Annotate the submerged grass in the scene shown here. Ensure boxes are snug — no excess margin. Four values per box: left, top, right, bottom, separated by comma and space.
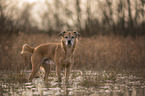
0, 72, 28, 83
79, 70, 145, 88
79, 71, 118, 88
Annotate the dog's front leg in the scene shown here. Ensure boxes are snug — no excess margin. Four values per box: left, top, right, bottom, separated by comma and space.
56, 65, 61, 82
65, 64, 71, 83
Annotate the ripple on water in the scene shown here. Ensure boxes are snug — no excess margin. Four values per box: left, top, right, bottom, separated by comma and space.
43, 91, 53, 95
25, 85, 33, 89
48, 87, 61, 91
22, 90, 33, 96
31, 88, 37, 91
32, 91, 40, 95
25, 82, 32, 85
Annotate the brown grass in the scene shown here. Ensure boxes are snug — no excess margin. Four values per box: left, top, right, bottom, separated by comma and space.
75, 35, 145, 71
0, 33, 145, 72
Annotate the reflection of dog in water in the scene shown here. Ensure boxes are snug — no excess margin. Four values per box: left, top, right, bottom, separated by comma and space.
21, 31, 80, 82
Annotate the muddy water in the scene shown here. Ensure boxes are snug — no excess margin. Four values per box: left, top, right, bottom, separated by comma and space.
0, 70, 145, 96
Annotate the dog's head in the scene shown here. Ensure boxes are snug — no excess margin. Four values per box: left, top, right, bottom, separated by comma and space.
59, 30, 80, 47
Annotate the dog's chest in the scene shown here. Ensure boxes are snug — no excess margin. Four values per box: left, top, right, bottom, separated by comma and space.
60, 57, 72, 68
61, 57, 73, 65
62, 56, 72, 64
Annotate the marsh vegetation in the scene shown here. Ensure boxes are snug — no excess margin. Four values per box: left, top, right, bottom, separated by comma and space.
0, 70, 145, 96
0, 34, 145, 95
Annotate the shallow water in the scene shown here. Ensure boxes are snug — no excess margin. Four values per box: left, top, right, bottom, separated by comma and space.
0, 70, 145, 96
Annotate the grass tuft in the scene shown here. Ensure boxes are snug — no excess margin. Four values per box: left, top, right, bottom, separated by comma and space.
79, 71, 118, 88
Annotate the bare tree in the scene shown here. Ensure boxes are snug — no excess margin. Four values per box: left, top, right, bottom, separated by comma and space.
75, 0, 81, 30
127, 0, 134, 28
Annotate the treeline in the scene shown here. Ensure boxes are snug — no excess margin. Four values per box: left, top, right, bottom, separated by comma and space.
0, 0, 40, 36
0, 0, 145, 37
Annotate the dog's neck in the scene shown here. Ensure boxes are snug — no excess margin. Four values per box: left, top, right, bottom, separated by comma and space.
61, 41, 76, 57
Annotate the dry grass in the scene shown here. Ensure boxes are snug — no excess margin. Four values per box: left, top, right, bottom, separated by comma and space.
0, 33, 145, 72
75, 36, 145, 71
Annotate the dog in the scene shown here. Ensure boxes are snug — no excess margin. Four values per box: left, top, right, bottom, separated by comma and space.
21, 31, 80, 82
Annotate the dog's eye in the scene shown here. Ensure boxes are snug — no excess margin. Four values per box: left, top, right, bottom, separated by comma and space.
72, 36, 74, 38
65, 36, 68, 38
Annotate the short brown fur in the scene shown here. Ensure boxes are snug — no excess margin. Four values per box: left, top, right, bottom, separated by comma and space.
21, 31, 80, 82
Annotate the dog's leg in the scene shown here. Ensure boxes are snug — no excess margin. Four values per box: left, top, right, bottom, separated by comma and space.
29, 66, 41, 82
42, 63, 51, 81
65, 65, 71, 83
56, 65, 61, 82
29, 55, 42, 82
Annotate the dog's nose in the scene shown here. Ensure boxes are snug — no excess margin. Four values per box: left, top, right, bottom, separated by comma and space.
68, 40, 71, 44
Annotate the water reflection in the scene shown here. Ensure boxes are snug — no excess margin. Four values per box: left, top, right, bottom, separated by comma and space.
0, 70, 145, 96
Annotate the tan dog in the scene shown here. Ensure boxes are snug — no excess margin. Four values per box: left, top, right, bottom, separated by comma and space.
21, 31, 80, 82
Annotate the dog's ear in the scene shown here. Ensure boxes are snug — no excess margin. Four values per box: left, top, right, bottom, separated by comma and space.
73, 31, 80, 37
59, 31, 66, 37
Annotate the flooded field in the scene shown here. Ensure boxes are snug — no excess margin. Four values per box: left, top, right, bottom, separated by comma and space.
0, 70, 145, 96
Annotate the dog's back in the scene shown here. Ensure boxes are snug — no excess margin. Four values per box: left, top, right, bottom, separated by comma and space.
33, 43, 59, 59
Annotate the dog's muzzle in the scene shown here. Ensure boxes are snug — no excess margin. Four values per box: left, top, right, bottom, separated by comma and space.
68, 40, 71, 44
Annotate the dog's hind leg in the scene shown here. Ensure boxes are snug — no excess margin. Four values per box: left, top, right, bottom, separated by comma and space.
29, 55, 42, 82
42, 59, 51, 81
56, 65, 62, 82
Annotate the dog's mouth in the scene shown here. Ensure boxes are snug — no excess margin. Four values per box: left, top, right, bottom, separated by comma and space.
67, 43, 72, 47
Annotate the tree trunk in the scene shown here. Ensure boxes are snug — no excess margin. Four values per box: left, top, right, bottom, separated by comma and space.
127, 0, 133, 28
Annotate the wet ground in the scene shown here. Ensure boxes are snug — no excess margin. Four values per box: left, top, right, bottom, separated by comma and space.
0, 70, 145, 96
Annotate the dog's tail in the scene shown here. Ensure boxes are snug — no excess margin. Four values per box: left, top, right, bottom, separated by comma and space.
21, 44, 34, 54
